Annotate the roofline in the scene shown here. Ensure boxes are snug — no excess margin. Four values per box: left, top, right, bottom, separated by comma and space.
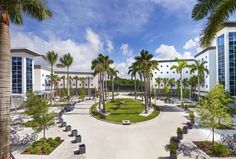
223, 22, 236, 27
34, 65, 51, 71
194, 46, 216, 58
54, 71, 94, 75
157, 59, 194, 63
11, 48, 41, 57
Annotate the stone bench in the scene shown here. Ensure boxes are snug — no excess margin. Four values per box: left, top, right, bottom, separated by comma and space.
74, 144, 86, 155
122, 120, 131, 125
65, 125, 71, 132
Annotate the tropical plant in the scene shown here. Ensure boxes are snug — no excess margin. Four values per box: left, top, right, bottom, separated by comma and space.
168, 78, 175, 97
79, 77, 86, 89
73, 76, 79, 96
192, 0, 236, 47
188, 75, 198, 101
171, 58, 188, 105
182, 78, 189, 90
134, 50, 158, 113
197, 84, 232, 146
189, 60, 209, 102
57, 53, 73, 99
155, 77, 162, 99
0, 1, 51, 157
91, 54, 113, 113
51, 75, 60, 96
162, 78, 169, 87
128, 64, 139, 99
108, 67, 119, 101
43, 51, 58, 104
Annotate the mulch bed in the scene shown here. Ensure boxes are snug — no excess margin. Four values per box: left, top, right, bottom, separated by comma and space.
193, 141, 236, 157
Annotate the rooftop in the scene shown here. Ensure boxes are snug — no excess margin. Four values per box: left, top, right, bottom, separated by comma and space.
194, 46, 216, 58
54, 71, 94, 75
157, 59, 194, 63
11, 48, 41, 57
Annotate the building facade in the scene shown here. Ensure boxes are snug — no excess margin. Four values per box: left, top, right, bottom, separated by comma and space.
194, 47, 217, 92
216, 22, 236, 96
33, 65, 51, 92
11, 48, 40, 96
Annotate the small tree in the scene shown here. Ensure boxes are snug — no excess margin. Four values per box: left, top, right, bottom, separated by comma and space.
197, 83, 232, 146
80, 88, 85, 99
25, 93, 55, 143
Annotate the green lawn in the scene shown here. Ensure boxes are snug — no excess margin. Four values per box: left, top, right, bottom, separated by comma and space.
91, 98, 160, 124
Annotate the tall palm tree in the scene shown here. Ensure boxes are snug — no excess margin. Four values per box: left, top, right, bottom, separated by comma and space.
73, 76, 79, 96
168, 78, 175, 97
188, 75, 198, 101
189, 60, 209, 102
91, 54, 113, 113
171, 58, 188, 105
60, 76, 66, 89
108, 67, 119, 101
0, 1, 51, 158
162, 78, 169, 87
155, 77, 162, 99
57, 53, 73, 98
128, 64, 139, 99
79, 77, 86, 89
87, 76, 91, 97
51, 74, 60, 96
134, 50, 158, 113
43, 51, 58, 104
192, 0, 236, 47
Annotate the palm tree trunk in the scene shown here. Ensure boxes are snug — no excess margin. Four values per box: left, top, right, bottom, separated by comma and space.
88, 77, 91, 97
198, 75, 200, 103
67, 68, 70, 98
75, 80, 78, 96
148, 77, 151, 108
50, 65, 53, 105
98, 73, 101, 109
134, 76, 137, 99
180, 72, 183, 105
0, 17, 11, 159
140, 77, 144, 101
144, 75, 148, 113
105, 75, 107, 101
102, 72, 106, 113
112, 78, 114, 101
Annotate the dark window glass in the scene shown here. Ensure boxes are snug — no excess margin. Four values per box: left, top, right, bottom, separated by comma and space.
26, 58, 33, 92
218, 34, 225, 87
229, 32, 236, 96
12, 57, 22, 93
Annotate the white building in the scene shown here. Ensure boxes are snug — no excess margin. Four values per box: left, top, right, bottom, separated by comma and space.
11, 48, 40, 96
152, 59, 195, 90
194, 46, 217, 92
33, 65, 51, 92
216, 22, 236, 97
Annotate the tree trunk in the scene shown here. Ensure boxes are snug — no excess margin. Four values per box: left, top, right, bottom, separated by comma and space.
198, 75, 200, 103
101, 72, 106, 113
212, 127, 215, 146
180, 71, 183, 105
67, 67, 70, 100
0, 14, 11, 159
112, 78, 114, 101
76, 80, 78, 96
88, 77, 91, 97
144, 75, 148, 113
50, 65, 53, 105
148, 77, 151, 108
134, 76, 137, 99
98, 73, 101, 109
158, 84, 161, 99
140, 77, 144, 101
43, 127, 46, 145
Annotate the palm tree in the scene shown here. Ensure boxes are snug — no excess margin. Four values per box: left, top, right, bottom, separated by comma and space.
168, 78, 175, 97
60, 76, 66, 89
134, 50, 158, 113
57, 53, 73, 99
189, 60, 209, 102
73, 76, 79, 96
79, 77, 86, 89
128, 64, 139, 99
192, 0, 236, 47
171, 58, 188, 105
188, 75, 198, 101
91, 54, 113, 113
155, 77, 162, 99
87, 76, 91, 97
0, 1, 51, 158
108, 67, 119, 101
51, 74, 60, 96
162, 78, 169, 87
43, 51, 58, 104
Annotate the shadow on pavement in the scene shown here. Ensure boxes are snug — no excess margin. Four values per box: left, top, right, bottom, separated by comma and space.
159, 105, 183, 112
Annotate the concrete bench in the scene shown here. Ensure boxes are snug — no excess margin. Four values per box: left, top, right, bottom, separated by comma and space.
122, 120, 131, 125
65, 125, 71, 132
74, 144, 86, 155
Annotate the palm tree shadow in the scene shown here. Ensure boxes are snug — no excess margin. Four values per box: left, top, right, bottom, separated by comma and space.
159, 105, 183, 112
178, 143, 208, 159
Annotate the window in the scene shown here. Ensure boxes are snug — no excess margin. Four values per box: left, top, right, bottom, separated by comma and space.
186, 71, 188, 74
160, 65, 162, 67
218, 34, 225, 87
167, 72, 169, 74
42, 74, 44, 77
206, 75, 208, 78
161, 72, 163, 74
26, 58, 33, 92
42, 84, 45, 86
91, 84, 93, 86
161, 84, 163, 87
205, 56, 207, 59
155, 85, 157, 87
206, 85, 208, 88
166, 65, 169, 67
173, 71, 175, 74
229, 32, 236, 96
12, 57, 22, 93
155, 72, 157, 74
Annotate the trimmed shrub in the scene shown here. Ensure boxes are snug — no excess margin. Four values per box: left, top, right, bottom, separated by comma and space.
55, 136, 61, 142
212, 143, 231, 157
43, 144, 52, 154
32, 146, 41, 154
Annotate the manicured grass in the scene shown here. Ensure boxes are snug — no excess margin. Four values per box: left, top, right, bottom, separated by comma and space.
22, 137, 63, 155
91, 98, 160, 124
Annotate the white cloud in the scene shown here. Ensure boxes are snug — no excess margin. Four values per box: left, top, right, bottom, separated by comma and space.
114, 57, 135, 79
11, 28, 104, 72
155, 44, 193, 60
106, 40, 114, 53
183, 39, 196, 50
120, 43, 133, 57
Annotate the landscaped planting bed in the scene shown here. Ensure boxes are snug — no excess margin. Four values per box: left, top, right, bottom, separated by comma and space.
193, 141, 236, 157
22, 137, 63, 155
91, 98, 160, 124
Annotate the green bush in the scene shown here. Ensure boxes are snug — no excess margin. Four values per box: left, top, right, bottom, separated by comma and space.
189, 111, 195, 121
49, 140, 58, 147
23, 120, 39, 128
43, 144, 52, 154
165, 141, 177, 153
177, 127, 183, 134
212, 143, 230, 157
55, 136, 61, 142
32, 146, 41, 154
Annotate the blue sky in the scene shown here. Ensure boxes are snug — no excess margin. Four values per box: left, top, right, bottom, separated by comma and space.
11, 0, 208, 77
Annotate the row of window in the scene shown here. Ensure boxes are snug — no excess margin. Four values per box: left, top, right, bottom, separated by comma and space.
60, 84, 94, 87
154, 71, 189, 74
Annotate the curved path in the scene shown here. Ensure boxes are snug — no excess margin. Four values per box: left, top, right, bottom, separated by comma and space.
62, 95, 188, 159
